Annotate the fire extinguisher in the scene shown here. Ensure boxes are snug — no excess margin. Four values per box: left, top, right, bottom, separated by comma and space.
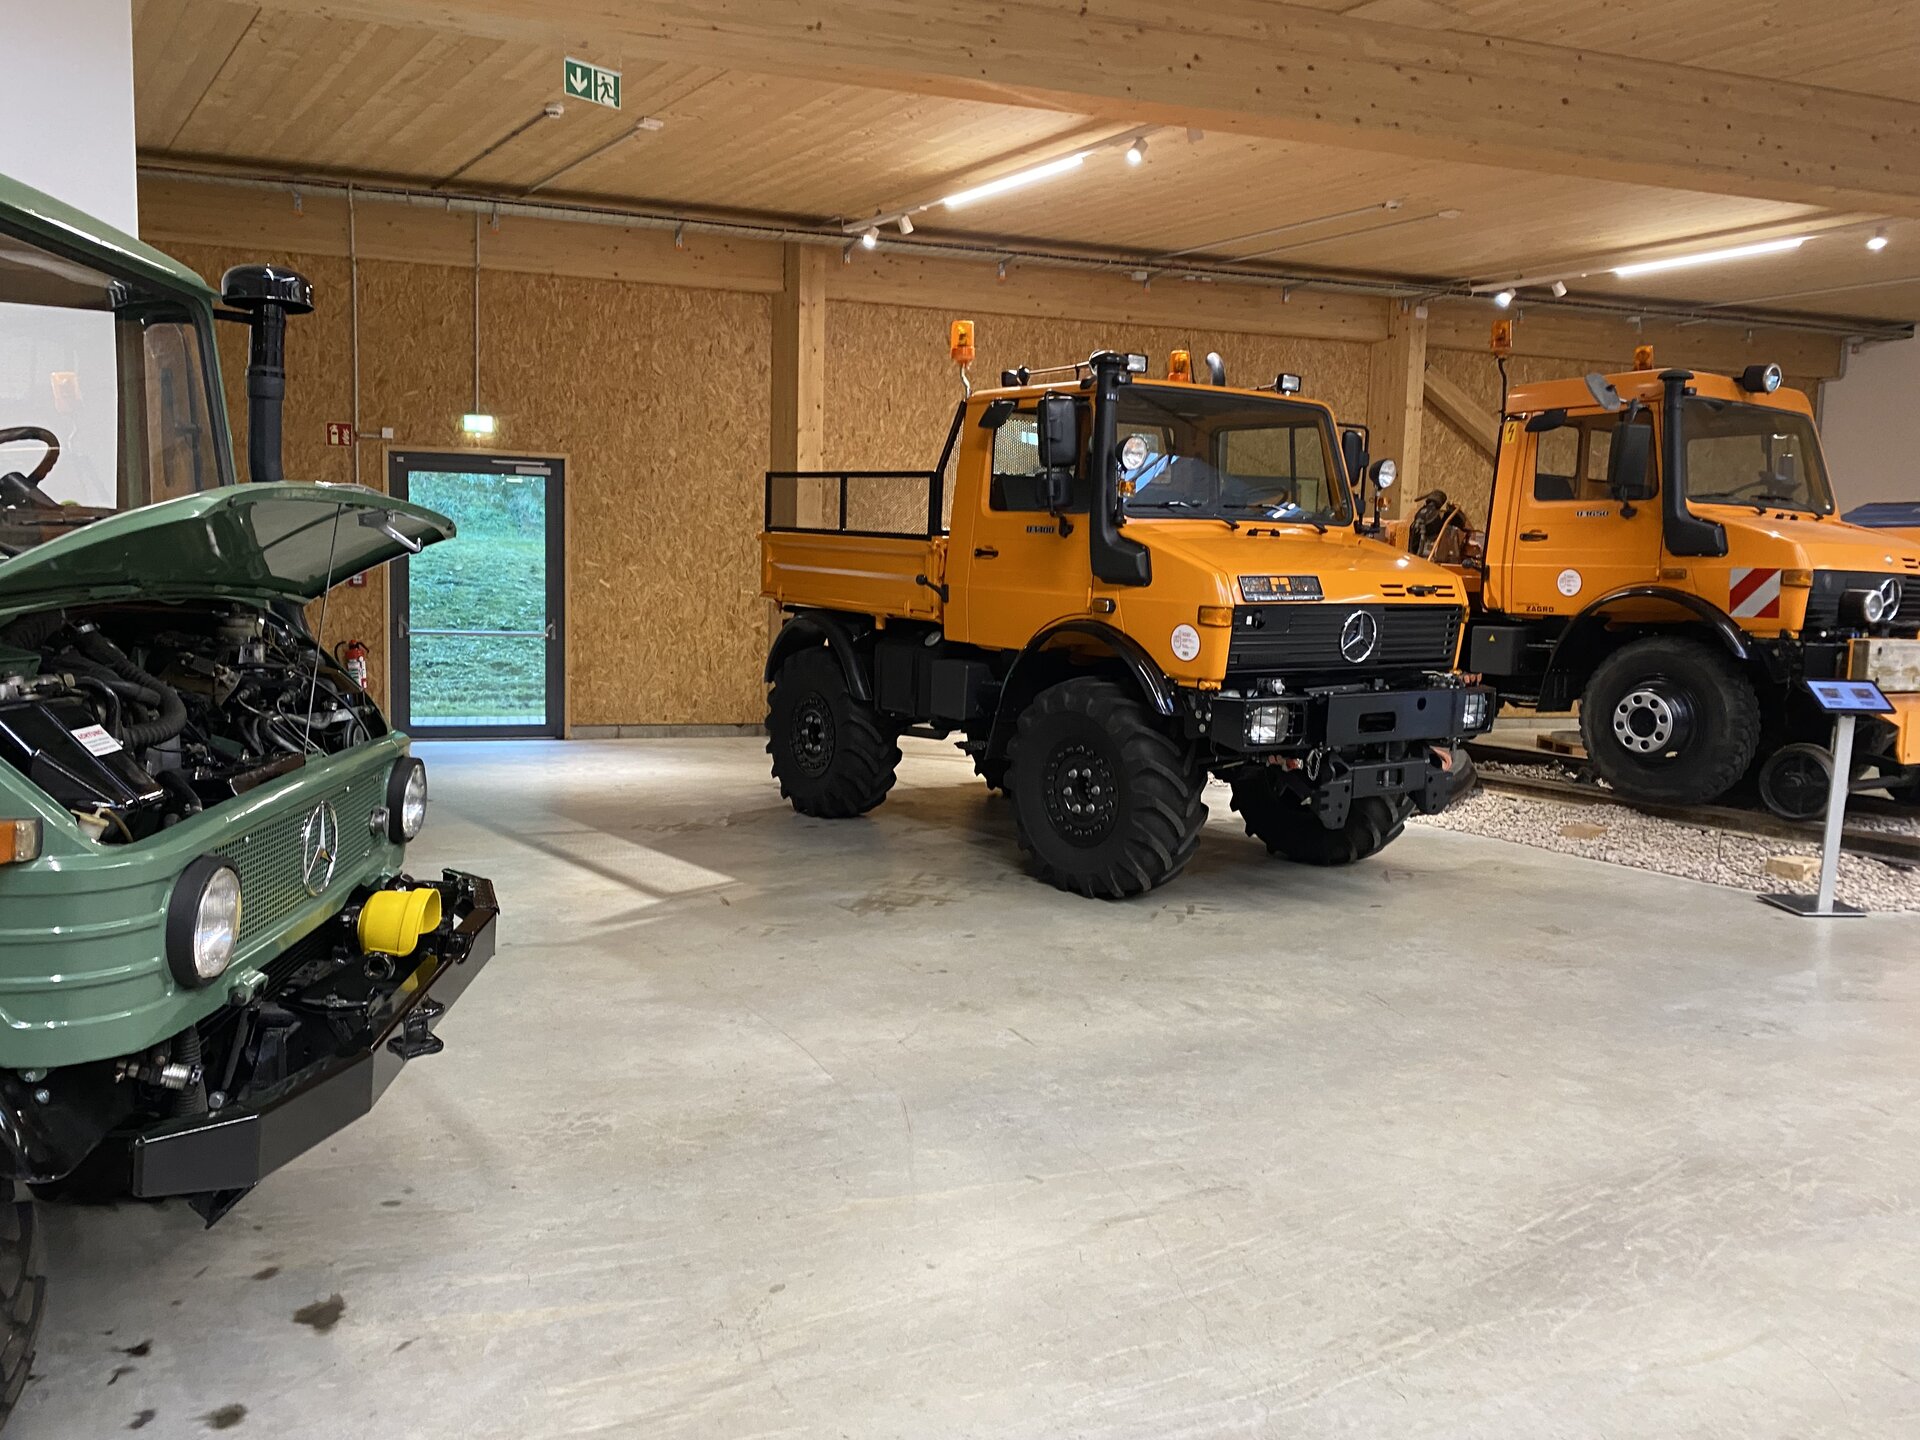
335, 639, 370, 690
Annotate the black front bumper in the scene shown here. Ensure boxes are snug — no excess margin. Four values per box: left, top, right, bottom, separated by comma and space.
1207, 682, 1494, 754
128, 869, 498, 1209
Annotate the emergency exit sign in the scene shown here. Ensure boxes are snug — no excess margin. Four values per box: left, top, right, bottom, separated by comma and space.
564, 58, 620, 109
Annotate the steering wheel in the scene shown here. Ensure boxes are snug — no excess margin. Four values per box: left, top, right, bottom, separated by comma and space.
0, 426, 61, 511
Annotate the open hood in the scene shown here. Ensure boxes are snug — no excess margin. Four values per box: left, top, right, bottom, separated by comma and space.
0, 483, 454, 615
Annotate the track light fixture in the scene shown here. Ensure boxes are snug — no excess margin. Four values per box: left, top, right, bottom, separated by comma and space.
1125, 138, 1147, 166
898, 215, 914, 236
1493, 289, 1516, 309
1549, 280, 1568, 298
861, 227, 879, 249
1868, 230, 1890, 252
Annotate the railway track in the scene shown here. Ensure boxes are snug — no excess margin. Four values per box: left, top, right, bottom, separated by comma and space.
1463, 739, 1920, 869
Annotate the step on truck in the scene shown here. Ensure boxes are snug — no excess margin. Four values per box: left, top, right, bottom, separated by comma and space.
0, 173, 499, 1426
760, 333, 1494, 898
1393, 339, 1920, 817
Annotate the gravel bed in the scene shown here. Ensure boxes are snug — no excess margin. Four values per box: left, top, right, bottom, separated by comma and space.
1415, 785, 1920, 913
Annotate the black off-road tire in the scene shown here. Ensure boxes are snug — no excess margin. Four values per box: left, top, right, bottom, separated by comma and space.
1579, 637, 1761, 806
0, 1180, 44, 1429
1229, 773, 1413, 865
766, 647, 899, 817
1007, 678, 1207, 898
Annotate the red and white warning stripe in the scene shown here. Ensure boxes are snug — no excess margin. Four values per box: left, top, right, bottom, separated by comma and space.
1729, 566, 1782, 619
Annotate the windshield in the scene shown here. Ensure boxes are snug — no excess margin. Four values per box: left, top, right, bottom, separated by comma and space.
1684, 398, 1834, 515
1116, 385, 1352, 526
0, 223, 227, 534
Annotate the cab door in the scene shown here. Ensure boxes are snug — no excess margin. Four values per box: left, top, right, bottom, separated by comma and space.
945, 401, 1092, 649
1500, 410, 1662, 616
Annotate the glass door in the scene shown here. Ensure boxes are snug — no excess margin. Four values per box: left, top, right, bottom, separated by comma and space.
388, 451, 565, 738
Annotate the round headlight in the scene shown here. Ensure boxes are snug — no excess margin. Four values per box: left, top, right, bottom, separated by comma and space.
1373, 458, 1398, 490
386, 757, 428, 842
166, 856, 242, 988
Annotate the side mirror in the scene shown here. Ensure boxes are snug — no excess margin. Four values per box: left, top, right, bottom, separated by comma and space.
1035, 393, 1077, 470
1340, 427, 1369, 484
1608, 406, 1656, 503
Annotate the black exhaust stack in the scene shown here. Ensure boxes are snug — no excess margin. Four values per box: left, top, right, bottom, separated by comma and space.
1086, 352, 1152, 586
1657, 368, 1727, 558
220, 265, 314, 485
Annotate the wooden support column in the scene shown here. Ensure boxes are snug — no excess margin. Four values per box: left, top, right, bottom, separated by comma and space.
769, 242, 827, 528
1366, 303, 1428, 517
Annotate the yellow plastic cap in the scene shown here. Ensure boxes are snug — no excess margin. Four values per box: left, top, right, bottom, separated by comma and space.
357, 887, 444, 958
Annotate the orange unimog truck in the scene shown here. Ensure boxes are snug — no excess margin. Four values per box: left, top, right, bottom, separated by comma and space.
1393, 347, 1920, 818
758, 336, 1493, 899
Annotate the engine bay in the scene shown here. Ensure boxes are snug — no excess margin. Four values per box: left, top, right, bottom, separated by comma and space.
0, 601, 384, 843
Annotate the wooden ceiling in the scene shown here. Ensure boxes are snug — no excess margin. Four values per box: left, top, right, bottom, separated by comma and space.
131, 0, 1920, 331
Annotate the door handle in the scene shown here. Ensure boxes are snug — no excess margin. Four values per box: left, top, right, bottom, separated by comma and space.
974, 546, 999, 558
1519, 529, 1550, 542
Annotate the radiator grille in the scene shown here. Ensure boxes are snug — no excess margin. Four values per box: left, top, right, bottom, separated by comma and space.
1804, 570, 1920, 631
1226, 604, 1462, 675
213, 773, 381, 948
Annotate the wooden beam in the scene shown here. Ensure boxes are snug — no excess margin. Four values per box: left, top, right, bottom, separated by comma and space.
271, 0, 1920, 217
1367, 303, 1428, 513
1424, 300, 1847, 380
769, 243, 828, 528
1424, 369, 1501, 459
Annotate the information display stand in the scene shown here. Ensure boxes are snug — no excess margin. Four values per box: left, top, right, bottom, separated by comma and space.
1760, 679, 1895, 918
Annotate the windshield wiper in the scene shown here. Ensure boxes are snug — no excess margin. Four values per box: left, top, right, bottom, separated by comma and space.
1128, 499, 1240, 529
1219, 501, 1330, 534
1693, 490, 1813, 515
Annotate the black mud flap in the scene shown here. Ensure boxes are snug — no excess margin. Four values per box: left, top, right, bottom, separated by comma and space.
129, 870, 499, 1224
1414, 748, 1477, 815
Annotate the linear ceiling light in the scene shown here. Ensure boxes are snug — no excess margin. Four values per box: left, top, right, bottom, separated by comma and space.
942, 153, 1087, 210
1612, 236, 1808, 278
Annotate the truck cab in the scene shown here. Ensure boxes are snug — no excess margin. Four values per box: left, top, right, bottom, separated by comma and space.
1409, 358, 1920, 814
762, 344, 1494, 898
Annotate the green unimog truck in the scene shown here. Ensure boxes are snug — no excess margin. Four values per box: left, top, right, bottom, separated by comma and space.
0, 174, 499, 1424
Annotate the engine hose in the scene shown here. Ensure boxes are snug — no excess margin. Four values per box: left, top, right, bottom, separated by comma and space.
65, 675, 123, 739
264, 715, 306, 754
155, 768, 203, 817
168, 1026, 208, 1118
74, 630, 186, 750
1, 610, 65, 651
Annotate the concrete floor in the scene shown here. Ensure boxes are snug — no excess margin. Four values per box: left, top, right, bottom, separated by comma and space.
16, 737, 1920, 1439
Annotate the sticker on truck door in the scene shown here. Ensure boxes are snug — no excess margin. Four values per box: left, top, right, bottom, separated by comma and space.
1729, 566, 1782, 619
1170, 625, 1201, 662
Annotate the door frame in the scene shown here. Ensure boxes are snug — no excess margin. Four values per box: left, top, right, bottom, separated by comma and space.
386, 449, 568, 739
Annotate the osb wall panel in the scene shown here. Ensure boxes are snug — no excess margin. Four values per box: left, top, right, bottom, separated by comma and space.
823, 302, 1374, 531
1422, 347, 1826, 526
157, 241, 771, 725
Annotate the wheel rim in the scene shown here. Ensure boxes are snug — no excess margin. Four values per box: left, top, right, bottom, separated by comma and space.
1765, 751, 1830, 819
1043, 741, 1119, 846
792, 694, 835, 777
1611, 683, 1693, 758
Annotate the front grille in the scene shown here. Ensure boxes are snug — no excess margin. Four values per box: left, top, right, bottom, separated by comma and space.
1804, 570, 1918, 630
213, 773, 381, 949
1226, 604, 1462, 675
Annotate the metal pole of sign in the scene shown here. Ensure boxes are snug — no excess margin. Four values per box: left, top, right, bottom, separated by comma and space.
1814, 713, 1856, 915
1762, 705, 1869, 919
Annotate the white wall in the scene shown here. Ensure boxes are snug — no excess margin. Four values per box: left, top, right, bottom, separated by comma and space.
0, 0, 138, 234
1821, 335, 1920, 511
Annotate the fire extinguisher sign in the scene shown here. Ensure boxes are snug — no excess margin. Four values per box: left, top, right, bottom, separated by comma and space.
325, 422, 354, 447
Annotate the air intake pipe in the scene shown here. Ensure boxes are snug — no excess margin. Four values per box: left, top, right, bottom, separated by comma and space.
219, 265, 314, 485
1658, 368, 1727, 558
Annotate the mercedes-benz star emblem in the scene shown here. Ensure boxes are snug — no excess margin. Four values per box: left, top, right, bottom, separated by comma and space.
300, 801, 340, 897
1340, 610, 1380, 664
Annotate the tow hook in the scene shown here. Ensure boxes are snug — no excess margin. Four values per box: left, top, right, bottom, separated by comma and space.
389, 999, 447, 1060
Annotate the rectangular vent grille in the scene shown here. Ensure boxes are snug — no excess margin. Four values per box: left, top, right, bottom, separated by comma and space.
1226, 604, 1462, 674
